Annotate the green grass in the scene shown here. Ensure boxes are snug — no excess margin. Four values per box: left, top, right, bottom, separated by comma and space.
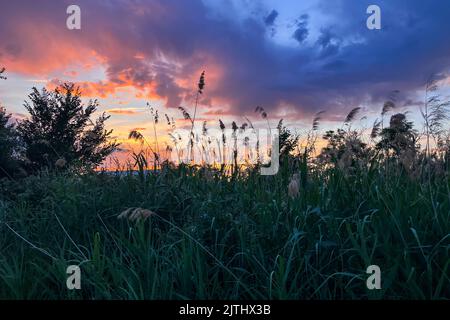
0, 162, 449, 299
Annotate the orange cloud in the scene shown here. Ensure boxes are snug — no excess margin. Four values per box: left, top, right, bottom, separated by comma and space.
106, 108, 144, 115
203, 109, 235, 116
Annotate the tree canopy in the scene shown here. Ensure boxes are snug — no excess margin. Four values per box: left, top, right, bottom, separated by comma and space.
17, 83, 118, 172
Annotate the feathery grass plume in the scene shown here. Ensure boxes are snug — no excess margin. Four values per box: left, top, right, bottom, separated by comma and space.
371, 119, 382, 139
55, 158, 66, 168
288, 173, 300, 199
219, 119, 225, 131
382, 101, 395, 116
277, 119, 283, 130
149, 104, 159, 124
117, 208, 156, 222
129, 129, 159, 166
169, 132, 178, 144
217, 119, 227, 170
231, 122, 238, 171
178, 106, 192, 123
117, 208, 133, 219
256, 106, 272, 147
312, 111, 325, 131
381, 90, 399, 117
244, 116, 255, 131
219, 120, 226, 143
344, 107, 361, 124
337, 150, 353, 171
198, 71, 206, 94
399, 149, 416, 172
190, 71, 206, 150
421, 76, 450, 157
202, 121, 208, 136
255, 106, 267, 119
131, 151, 148, 173
165, 113, 171, 126
243, 136, 250, 148
243, 116, 259, 164
231, 121, 238, 132
148, 104, 160, 157
128, 130, 144, 143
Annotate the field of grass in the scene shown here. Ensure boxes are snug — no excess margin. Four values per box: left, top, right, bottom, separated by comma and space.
0, 160, 448, 300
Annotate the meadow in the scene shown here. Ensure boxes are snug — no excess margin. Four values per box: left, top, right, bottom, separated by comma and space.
0, 156, 449, 299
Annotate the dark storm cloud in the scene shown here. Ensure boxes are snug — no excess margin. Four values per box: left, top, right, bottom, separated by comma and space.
316, 28, 341, 58
264, 10, 279, 26
1, 0, 450, 119
292, 14, 309, 44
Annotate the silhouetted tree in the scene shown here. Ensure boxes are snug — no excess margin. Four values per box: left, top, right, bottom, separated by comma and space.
376, 113, 418, 156
17, 83, 118, 172
0, 107, 21, 178
277, 119, 299, 159
0, 67, 22, 178
318, 128, 370, 171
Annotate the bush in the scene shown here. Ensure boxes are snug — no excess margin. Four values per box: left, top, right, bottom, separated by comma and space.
17, 83, 118, 173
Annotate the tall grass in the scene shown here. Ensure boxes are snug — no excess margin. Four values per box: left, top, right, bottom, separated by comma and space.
0, 159, 448, 299
0, 71, 449, 300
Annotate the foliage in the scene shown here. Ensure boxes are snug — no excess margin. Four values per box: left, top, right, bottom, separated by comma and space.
0, 161, 448, 299
0, 108, 22, 178
16, 83, 118, 172
0, 67, 22, 178
277, 119, 299, 159
376, 113, 418, 156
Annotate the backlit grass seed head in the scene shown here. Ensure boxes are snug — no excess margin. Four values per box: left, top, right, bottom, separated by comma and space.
55, 158, 66, 168
198, 71, 205, 94
288, 174, 300, 199
338, 150, 353, 170
117, 208, 156, 222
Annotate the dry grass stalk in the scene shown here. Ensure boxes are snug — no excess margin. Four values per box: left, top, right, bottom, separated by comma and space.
288, 173, 300, 199
117, 208, 156, 222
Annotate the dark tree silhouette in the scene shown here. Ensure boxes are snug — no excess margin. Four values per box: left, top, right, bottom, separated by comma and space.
376, 113, 418, 156
0, 67, 22, 178
0, 107, 21, 178
277, 119, 299, 159
17, 83, 118, 172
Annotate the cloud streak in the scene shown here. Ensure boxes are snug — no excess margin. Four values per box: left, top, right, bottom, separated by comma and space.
106, 108, 144, 115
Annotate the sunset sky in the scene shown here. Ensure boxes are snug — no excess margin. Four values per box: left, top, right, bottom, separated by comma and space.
1, 0, 450, 162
